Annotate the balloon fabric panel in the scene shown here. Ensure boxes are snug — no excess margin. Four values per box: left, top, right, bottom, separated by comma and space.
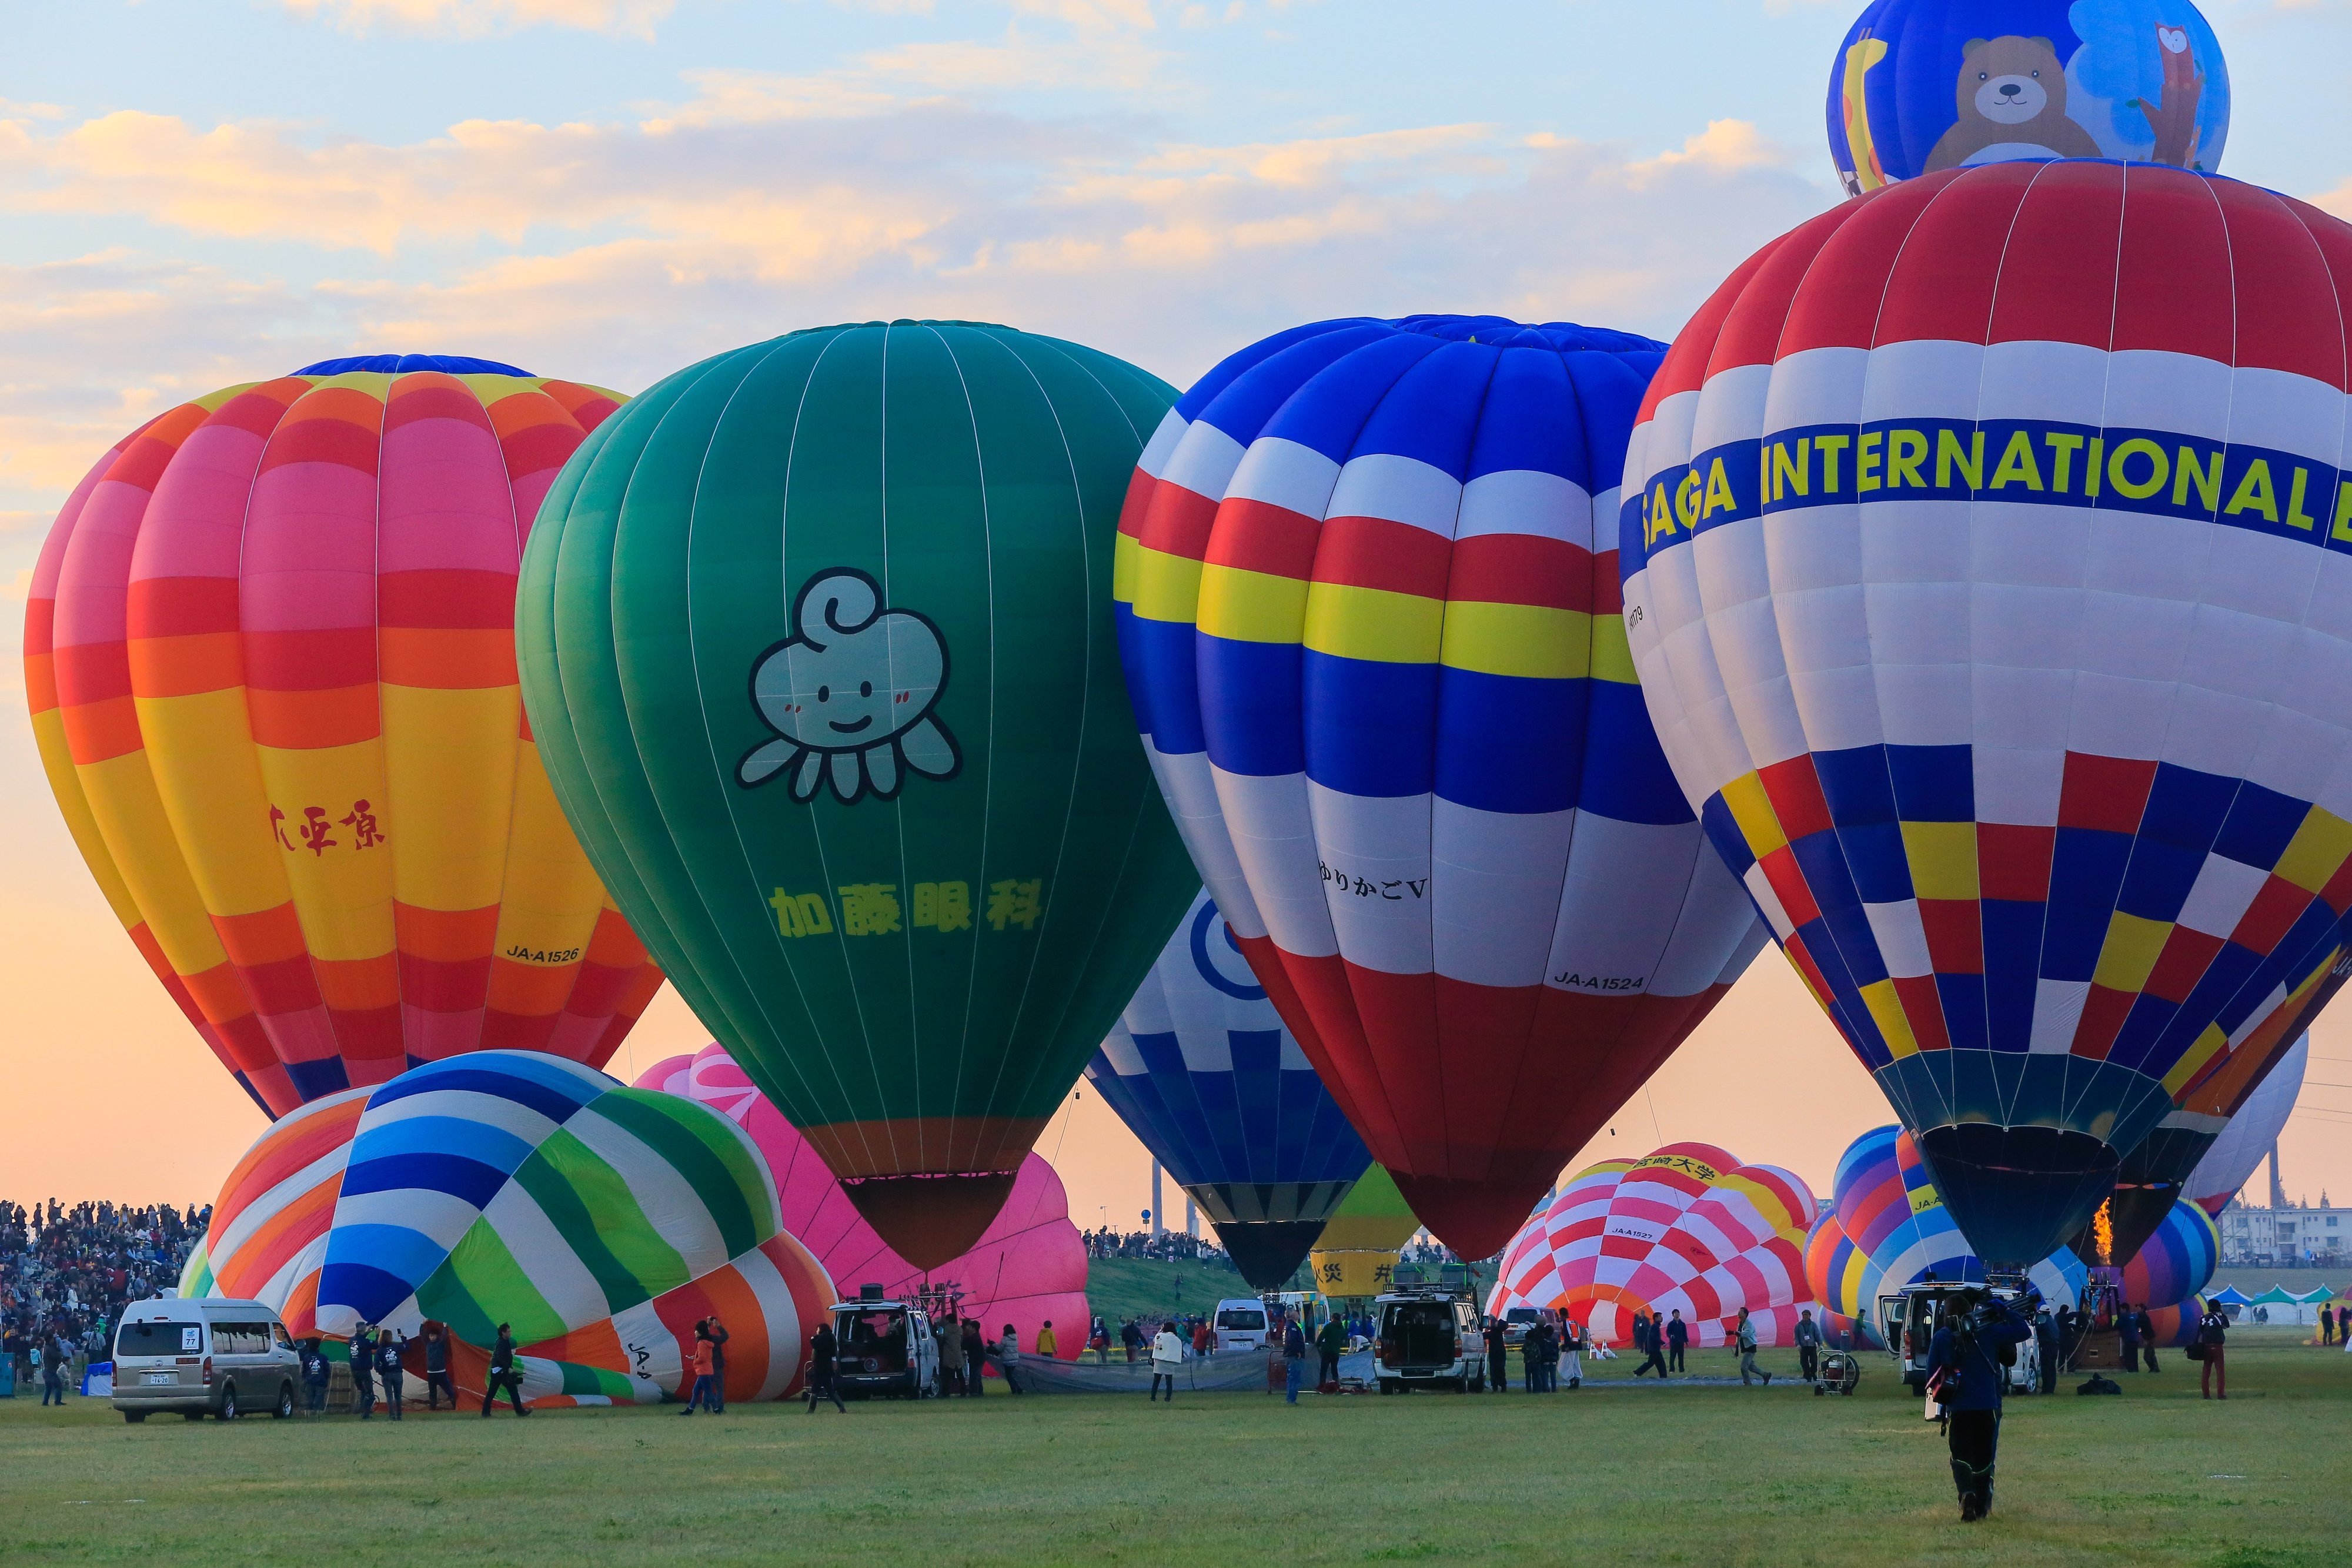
2189, 1034, 2307, 1213
21, 365, 657, 1118
1622, 163, 2352, 1268
1115, 316, 1768, 1259
517, 322, 1197, 1271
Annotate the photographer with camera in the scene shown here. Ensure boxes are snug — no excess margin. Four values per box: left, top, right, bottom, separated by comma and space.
1927, 1288, 2034, 1523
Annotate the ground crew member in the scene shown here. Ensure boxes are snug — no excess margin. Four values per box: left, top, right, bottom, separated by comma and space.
806, 1322, 847, 1413
1315, 1313, 1347, 1389
1484, 1316, 1507, 1393
1795, 1309, 1822, 1383
424, 1323, 456, 1410
376, 1331, 406, 1420
482, 1323, 529, 1416
1666, 1310, 1689, 1373
350, 1322, 376, 1419
1929, 1290, 2033, 1522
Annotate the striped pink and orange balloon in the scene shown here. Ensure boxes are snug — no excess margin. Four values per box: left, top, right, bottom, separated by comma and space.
23, 354, 661, 1115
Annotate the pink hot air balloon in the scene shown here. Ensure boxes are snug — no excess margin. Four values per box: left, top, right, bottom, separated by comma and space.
639, 1045, 1089, 1359
1486, 1142, 1819, 1348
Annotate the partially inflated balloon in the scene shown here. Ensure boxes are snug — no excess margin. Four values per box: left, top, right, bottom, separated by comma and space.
637, 1044, 1089, 1358
1086, 890, 1370, 1288
2189, 1035, 2306, 1215
1308, 1164, 1420, 1295
1826, 0, 2228, 198
2119, 1199, 2219, 1308
519, 322, 1196, 1269
1117, 316, 1768, 1257
185, 1051, 834, 1406
1623, 163, 2352, 1267
24, 356, 660, 1116
1486, 1143, 1818, 1347
1803, 1126, 2086, 1335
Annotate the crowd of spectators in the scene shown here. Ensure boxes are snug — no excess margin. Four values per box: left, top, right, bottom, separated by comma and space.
1081, 1228, 1231, 1266
1, 1200, 209, 1378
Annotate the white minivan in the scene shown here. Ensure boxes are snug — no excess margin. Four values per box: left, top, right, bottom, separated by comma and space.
112, 1296, 302, 1422
1212, 1298, 1270, 1353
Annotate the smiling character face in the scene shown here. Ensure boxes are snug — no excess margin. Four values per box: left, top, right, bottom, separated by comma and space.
738, 569, 961, 804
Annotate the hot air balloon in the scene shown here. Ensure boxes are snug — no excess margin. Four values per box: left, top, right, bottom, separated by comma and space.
1115, 315, 1769, 1258
517, 322, 1197, 1271
1309, 1164, 1422, 1298
1486, 1142, 1818, 1347
1827, 0, 2229, 198
636, 1044, 1090, 1358
1622, 162, 2352, 1269
1804, 1126, 2088, 1338
23, 356, 661, 1118
2188, 1035, 2307, 1214
185, 1051, 836, 1407
1084, 890, 1371, 1287
2118, 1198, 2219, 1308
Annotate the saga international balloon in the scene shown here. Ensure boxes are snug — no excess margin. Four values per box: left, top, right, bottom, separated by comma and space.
637, 1043, 1090, 1358
23, 356, 662, 1117
1804, 1125, 2087, 1338
1084, 889, 1371, 1288
2188, 1034, 2307, 1215
185, 1051, 837, 1407
518, 322, 1197, 1271
1827, 0, 2229, 197
1621, 163, 2352, 1269
1485, 1142, 1818, 1348
1115, 316, 1768, 1258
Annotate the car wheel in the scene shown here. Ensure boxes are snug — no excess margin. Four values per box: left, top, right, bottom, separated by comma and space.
122, 1411, 147, 1423
1378, 1379, 1393, 1396
274, 1383, 295, 1419
218, 1384, 238, 1420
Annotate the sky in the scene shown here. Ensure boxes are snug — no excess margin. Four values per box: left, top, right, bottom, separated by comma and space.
7, 0, 2352, 1228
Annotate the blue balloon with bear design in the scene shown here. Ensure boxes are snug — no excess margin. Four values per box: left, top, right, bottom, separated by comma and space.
1826, 0, 2229, 198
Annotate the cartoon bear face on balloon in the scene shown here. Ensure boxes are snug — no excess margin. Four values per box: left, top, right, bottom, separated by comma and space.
1925, 35, 2102, 172
737, 569, 960, 805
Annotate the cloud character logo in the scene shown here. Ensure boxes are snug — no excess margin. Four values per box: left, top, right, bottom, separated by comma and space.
737, 568, 960, 804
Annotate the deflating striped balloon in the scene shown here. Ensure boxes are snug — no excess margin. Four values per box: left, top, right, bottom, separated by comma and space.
1485, 1142, 1818, 1348
1085, 889, 1371, 1288
23, 355, 660, 1116
1115, 316, 1768, 1258
1623, 162, 2352, 1267
178, 1086, 371, 1329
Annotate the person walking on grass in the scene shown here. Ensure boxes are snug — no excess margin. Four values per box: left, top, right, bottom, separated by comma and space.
1928, 1289, 2032, 1523
2117, 1302, 2141, 1372
805, 1321, 846, 1413
706, 1312, 730, 1413
301, 1338, 330, 1415
1735, 1308, 1769, 1386
964, 1318, 987, 1396
1192, 1317, 1212, 1363
998, 1324, 1024, 1395
1150, 1320, 1183, 1403
2198, 1302, 2229, 1400
936, 1314, 964, 1398
1666, 1309, 1689, 1374
1795, 1309, 1822, 1384
2134, 1305, 2159, 1373
1315, 1312, 1347, 1390
1282, 1313, 1308, 1403
1633, 1313, 1668, 1379
376, 1330, 406, 1420
1484, 1316, 1508, 1394
1561, 1321, 1584, 1390
424, 1323, 456, 1411
351, 1321, 377, 1419
38, 1332, 66, 1407
2324, 1305, 2337, 1348
1120, 1317, 1142, 1365
1091, 1316, 1111, 1365
482, 1323, 529, 1416
681, 1321, 717, 1415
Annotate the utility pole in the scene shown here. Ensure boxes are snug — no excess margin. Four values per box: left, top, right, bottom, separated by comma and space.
1151, 1160, 1164, 1238
2270, 1141, 2288, 1212
1185, 1195, 1198, 1238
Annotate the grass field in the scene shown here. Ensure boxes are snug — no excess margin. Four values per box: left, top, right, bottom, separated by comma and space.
3, 1329, 2345, 1566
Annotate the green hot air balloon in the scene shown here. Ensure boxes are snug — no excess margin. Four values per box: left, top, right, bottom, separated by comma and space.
517, 321, 1198, 1268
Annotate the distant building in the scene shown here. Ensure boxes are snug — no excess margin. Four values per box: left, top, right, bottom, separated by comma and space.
2217, 1197, 2347, 1268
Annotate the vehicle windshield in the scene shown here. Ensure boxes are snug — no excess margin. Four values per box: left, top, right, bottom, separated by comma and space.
116, 1321, 202, 1357
1216, 1309, 1265, 1331
1505, 1309, 1538, 1325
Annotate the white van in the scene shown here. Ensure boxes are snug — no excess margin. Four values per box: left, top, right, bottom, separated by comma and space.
830, 1296, 939, 1400
111, 1296, 302, 1422
1212, 1298, 1270, 1353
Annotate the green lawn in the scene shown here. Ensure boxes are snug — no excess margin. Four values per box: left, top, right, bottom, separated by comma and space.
2, 1329, 2344, 1566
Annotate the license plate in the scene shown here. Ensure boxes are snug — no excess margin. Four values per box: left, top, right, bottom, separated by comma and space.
143, 1371, 176, 1385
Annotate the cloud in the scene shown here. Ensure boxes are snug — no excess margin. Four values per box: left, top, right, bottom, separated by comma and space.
282, 0, 677, 38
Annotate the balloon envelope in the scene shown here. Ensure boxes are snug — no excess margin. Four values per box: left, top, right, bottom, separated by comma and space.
1826, 0, 2229, 197
1622, 163, 2352, 1268
518, 322, 1197, 1270
24, 357, 659, 1117
2119, 1198, 2219, 1308
1117, 315, 1767, 1257
2189, 1034, 2307, 1214
186, 1050, 834, 1406
1086, 890, 1371, 1288
1486, 1142, 1818, 1346
639, 1044, 1088, 1358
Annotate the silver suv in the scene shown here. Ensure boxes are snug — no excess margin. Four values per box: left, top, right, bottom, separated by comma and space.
111, 1296, 300, 1422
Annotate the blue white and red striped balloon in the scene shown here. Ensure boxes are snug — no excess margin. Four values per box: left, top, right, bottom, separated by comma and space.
1622, 162, 2352, 1269
1115, 316, 1768, 1258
